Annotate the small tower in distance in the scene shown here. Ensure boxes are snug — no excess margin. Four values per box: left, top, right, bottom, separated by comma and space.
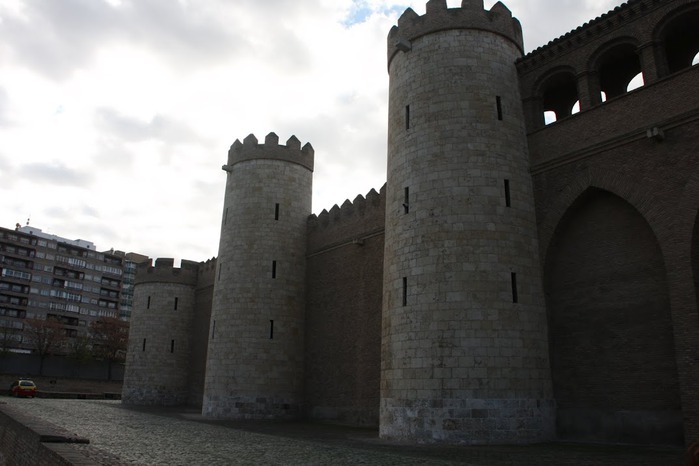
202, 133, 314, 419
381, 0, 554, 443
122, 258, 199, 405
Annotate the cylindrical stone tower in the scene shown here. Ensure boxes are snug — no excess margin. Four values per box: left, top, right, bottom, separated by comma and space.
381, 0, 554, 443
122, 258, 198, 405
202, 132, 313, 419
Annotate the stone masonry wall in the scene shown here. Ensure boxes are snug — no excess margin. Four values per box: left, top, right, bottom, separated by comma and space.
304, 188, 385, 426
382, 3, 554, 444
122, 259, 198, 406
203, 134, 313, 419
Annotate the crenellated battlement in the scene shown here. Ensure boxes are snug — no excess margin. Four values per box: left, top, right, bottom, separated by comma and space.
223, 132, 314, 172
517, 0, 656, 71
135, 257, 200, 286
387, 0, 523, 68
307, 184, 386, 254
196, 257, 217, 289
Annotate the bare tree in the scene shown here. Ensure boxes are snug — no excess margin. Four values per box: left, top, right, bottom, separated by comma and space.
23, 318, 67, 375
67, 332, 93, 364
0, 325, 21, 355
90, 317, 129, 381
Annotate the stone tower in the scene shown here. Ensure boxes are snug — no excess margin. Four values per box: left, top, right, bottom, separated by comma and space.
381, 0, 554, 443
202, 132, 314, 419
122, 258, 199, 405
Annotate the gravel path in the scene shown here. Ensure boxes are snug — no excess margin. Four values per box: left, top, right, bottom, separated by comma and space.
3, 398, 685, 465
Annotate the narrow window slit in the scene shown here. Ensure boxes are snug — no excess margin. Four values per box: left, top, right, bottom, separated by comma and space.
405, 105, 410, 130
504, 179, 511, 207
275, 203, 280, 220
511, 272, 518, 303
142, 338, 146, 352
146, 296, 151, 309
270, 320, 274, 339
212, 320, 216, 340
402, 277, 408, 307
403, 187, 410, 214
174, 297, 178, 310
496, 96, 503, 121
272, 260, 277, 279
170, 340, 175, 353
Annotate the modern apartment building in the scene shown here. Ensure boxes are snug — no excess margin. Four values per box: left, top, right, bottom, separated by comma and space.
0, 224, 146, 353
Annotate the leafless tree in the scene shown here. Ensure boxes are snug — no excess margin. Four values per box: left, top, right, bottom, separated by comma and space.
23, 318, 67, 375
90, 317, 129, 381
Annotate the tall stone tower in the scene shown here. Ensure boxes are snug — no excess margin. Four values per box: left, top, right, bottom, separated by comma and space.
202, 132, 314, 419
381, 0, 554, 443
122, 258, 199, 405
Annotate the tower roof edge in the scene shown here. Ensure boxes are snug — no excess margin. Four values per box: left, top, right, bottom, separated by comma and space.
387, 1, 523, 69
226, 132, 315, 172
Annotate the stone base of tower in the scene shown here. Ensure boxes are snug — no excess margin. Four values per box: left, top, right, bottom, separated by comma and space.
379, 398, 555, 444
202, 395, 301, 420
122, 387, 188, 407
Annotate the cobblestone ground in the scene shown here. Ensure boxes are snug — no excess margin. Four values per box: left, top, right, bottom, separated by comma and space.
3, 398, 685, 466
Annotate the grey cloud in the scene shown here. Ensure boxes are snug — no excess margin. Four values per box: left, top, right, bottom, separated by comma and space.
0, 154, 17, 189
91, 138, 136, 169
0, 0, 249, 80
18, 162, 91, 187
94, 108, 199, 143
264, 27, 312, 73
0, 88, 11, 126
0, 154, 11, 172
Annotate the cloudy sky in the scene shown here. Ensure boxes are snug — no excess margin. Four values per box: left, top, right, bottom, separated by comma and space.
0, 0, 626, 262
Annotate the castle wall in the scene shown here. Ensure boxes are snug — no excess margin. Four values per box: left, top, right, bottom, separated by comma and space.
187, 258, 215, 407
121, 0, 699, 447
519, 0, 699, 445
203, 133, 313, 419
122, 258, 199, 406
381, 1, 554, 444
304, 188, 385, 426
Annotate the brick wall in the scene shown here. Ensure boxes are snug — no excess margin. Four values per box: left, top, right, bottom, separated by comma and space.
545, 189, 683, 444
0, 404, 91, 465
304, 191, 385, 425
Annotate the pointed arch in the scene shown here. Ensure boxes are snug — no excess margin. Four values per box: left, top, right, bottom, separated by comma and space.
653, 3, 699, 75
545, 188, 682, 444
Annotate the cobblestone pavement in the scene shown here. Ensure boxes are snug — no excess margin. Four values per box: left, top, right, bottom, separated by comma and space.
3, 398, 685, 465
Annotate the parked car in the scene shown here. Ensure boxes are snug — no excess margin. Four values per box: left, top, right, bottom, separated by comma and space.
9, 379, 37, 397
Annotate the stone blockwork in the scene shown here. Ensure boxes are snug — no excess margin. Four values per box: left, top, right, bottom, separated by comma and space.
382, 0, 553, 444
0, 403, 92, 466
122, 258, 200, 406
122, 0, 699, 447
203, 133, 314, 419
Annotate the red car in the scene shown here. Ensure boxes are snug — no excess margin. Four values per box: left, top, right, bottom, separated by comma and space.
9, 379, 37, 397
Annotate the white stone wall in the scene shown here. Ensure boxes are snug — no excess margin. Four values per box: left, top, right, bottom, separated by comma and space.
381, 27, 554, 443
203, 154, 312, 419
122, 280, 196, 405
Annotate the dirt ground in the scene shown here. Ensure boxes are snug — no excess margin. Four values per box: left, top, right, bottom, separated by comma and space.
1, 374, 122, 394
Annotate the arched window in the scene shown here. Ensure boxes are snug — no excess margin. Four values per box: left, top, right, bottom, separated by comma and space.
656, 6, 699, 74
596, 43, 643, 100
540, 71, 579, 125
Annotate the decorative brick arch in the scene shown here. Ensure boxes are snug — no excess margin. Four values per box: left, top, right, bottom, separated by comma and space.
538, 167, 673, 264
653, 2, 699, 76
587, 36, 643, 101
528, 65, 579, 125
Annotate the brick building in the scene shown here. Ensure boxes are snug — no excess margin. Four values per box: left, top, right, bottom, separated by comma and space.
0, 224, 147, 353
123, 0, 699, 446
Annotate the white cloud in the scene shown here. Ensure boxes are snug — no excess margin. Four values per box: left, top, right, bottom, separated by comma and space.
0, 0, 625, 261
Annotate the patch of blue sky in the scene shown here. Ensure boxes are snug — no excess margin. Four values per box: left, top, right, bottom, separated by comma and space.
341, 2, 407, 27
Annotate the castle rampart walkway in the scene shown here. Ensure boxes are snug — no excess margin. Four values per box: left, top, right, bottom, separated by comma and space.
0, 398, 685, 465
